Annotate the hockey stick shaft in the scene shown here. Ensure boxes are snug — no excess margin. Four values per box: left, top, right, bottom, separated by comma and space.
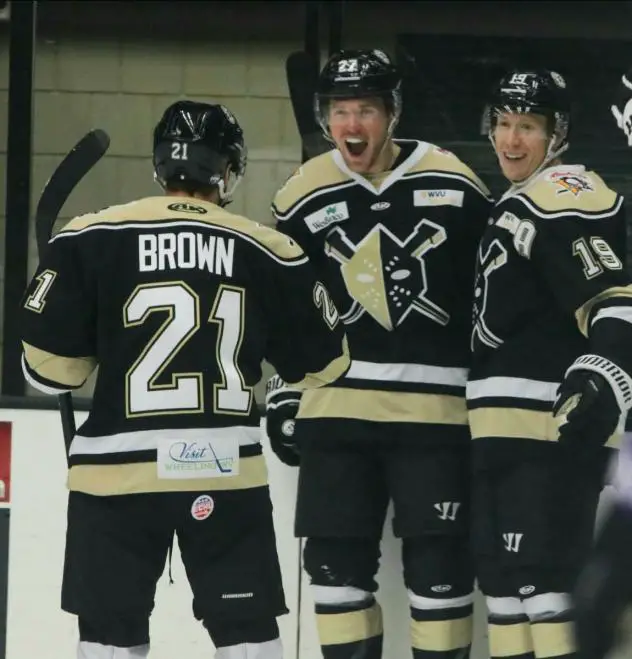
57, 394, 75, 456
326, 0, 344, 56
34, 129, 110, 459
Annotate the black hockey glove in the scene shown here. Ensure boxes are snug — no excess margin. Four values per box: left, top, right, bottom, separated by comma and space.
553, 355, 631, 451
265, 375, 302, 467
574, 501, 632, 659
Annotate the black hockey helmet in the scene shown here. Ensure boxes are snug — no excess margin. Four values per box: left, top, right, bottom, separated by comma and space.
315, 49, 403, 138
153, 100, 247, 204
488, 69, 571, 157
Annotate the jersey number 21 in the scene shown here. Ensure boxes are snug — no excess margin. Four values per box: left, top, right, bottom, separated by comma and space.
123, 281, 252, 418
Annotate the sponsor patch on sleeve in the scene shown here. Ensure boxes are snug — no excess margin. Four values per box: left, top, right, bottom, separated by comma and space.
304, 202, 350, 233
414, 189, 464, 208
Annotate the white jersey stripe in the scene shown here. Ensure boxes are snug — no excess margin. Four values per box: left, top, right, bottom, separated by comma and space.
21, 354, 73, 396
69, 426, 261, 456
467, 376, 559, 402
344, 360, 468, 388
592, 305, 632, 327
515, 193, 623, 220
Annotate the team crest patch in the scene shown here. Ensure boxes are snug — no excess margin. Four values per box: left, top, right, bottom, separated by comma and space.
548, 171, 594, 196
191, 494, 214, 520
325, 220, 450, 330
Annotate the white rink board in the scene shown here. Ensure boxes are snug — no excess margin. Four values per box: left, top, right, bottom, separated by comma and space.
3, 409, 300, 659
1, 408, 621, 659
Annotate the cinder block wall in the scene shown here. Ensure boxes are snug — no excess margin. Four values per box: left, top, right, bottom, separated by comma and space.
0, 36, 313, 400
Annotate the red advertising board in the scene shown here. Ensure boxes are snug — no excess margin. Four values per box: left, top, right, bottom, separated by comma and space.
0, 422, 12, 503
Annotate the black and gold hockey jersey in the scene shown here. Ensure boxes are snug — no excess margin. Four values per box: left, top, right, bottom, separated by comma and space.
271, 139, 492, 443
20, 196, 349, 495
468, 164, 631, 466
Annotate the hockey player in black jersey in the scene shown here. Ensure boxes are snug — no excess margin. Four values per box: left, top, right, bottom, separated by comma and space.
569, 67, 632, 659
468, 69, 632, 659
19, 100, 349, 659
266, 49, 492, 659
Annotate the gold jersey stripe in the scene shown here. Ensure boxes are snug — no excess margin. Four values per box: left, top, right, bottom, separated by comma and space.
289, 336, 350, 390
575, 285, 632, 336
298, 387, 468, 425
68, 454, 268, 496
23, 342, 96, 388
469, 407, 620, 447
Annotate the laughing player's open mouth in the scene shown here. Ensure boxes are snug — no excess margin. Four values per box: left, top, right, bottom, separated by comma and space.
345, 137, 368, 157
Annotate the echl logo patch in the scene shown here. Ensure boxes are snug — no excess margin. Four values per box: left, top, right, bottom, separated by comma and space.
548, 171, 594, 196
191, 494, 214, 521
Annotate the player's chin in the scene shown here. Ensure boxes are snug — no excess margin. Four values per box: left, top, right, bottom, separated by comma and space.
500, 160, 533, 183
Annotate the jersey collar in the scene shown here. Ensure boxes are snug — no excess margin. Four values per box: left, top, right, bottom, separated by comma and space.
331, 139, 430, 196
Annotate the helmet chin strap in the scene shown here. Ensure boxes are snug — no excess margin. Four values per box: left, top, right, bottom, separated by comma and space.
366, 101, 401, 173
217, 171, 244, 207
153, 171, 165, 190
386, 109, 399, 140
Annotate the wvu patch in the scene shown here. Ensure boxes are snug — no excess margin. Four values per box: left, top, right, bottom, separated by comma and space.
548, 171, 594, 196
414, 189, 464, 207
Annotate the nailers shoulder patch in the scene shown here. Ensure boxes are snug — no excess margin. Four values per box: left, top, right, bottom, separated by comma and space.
517, 167, 621, 218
